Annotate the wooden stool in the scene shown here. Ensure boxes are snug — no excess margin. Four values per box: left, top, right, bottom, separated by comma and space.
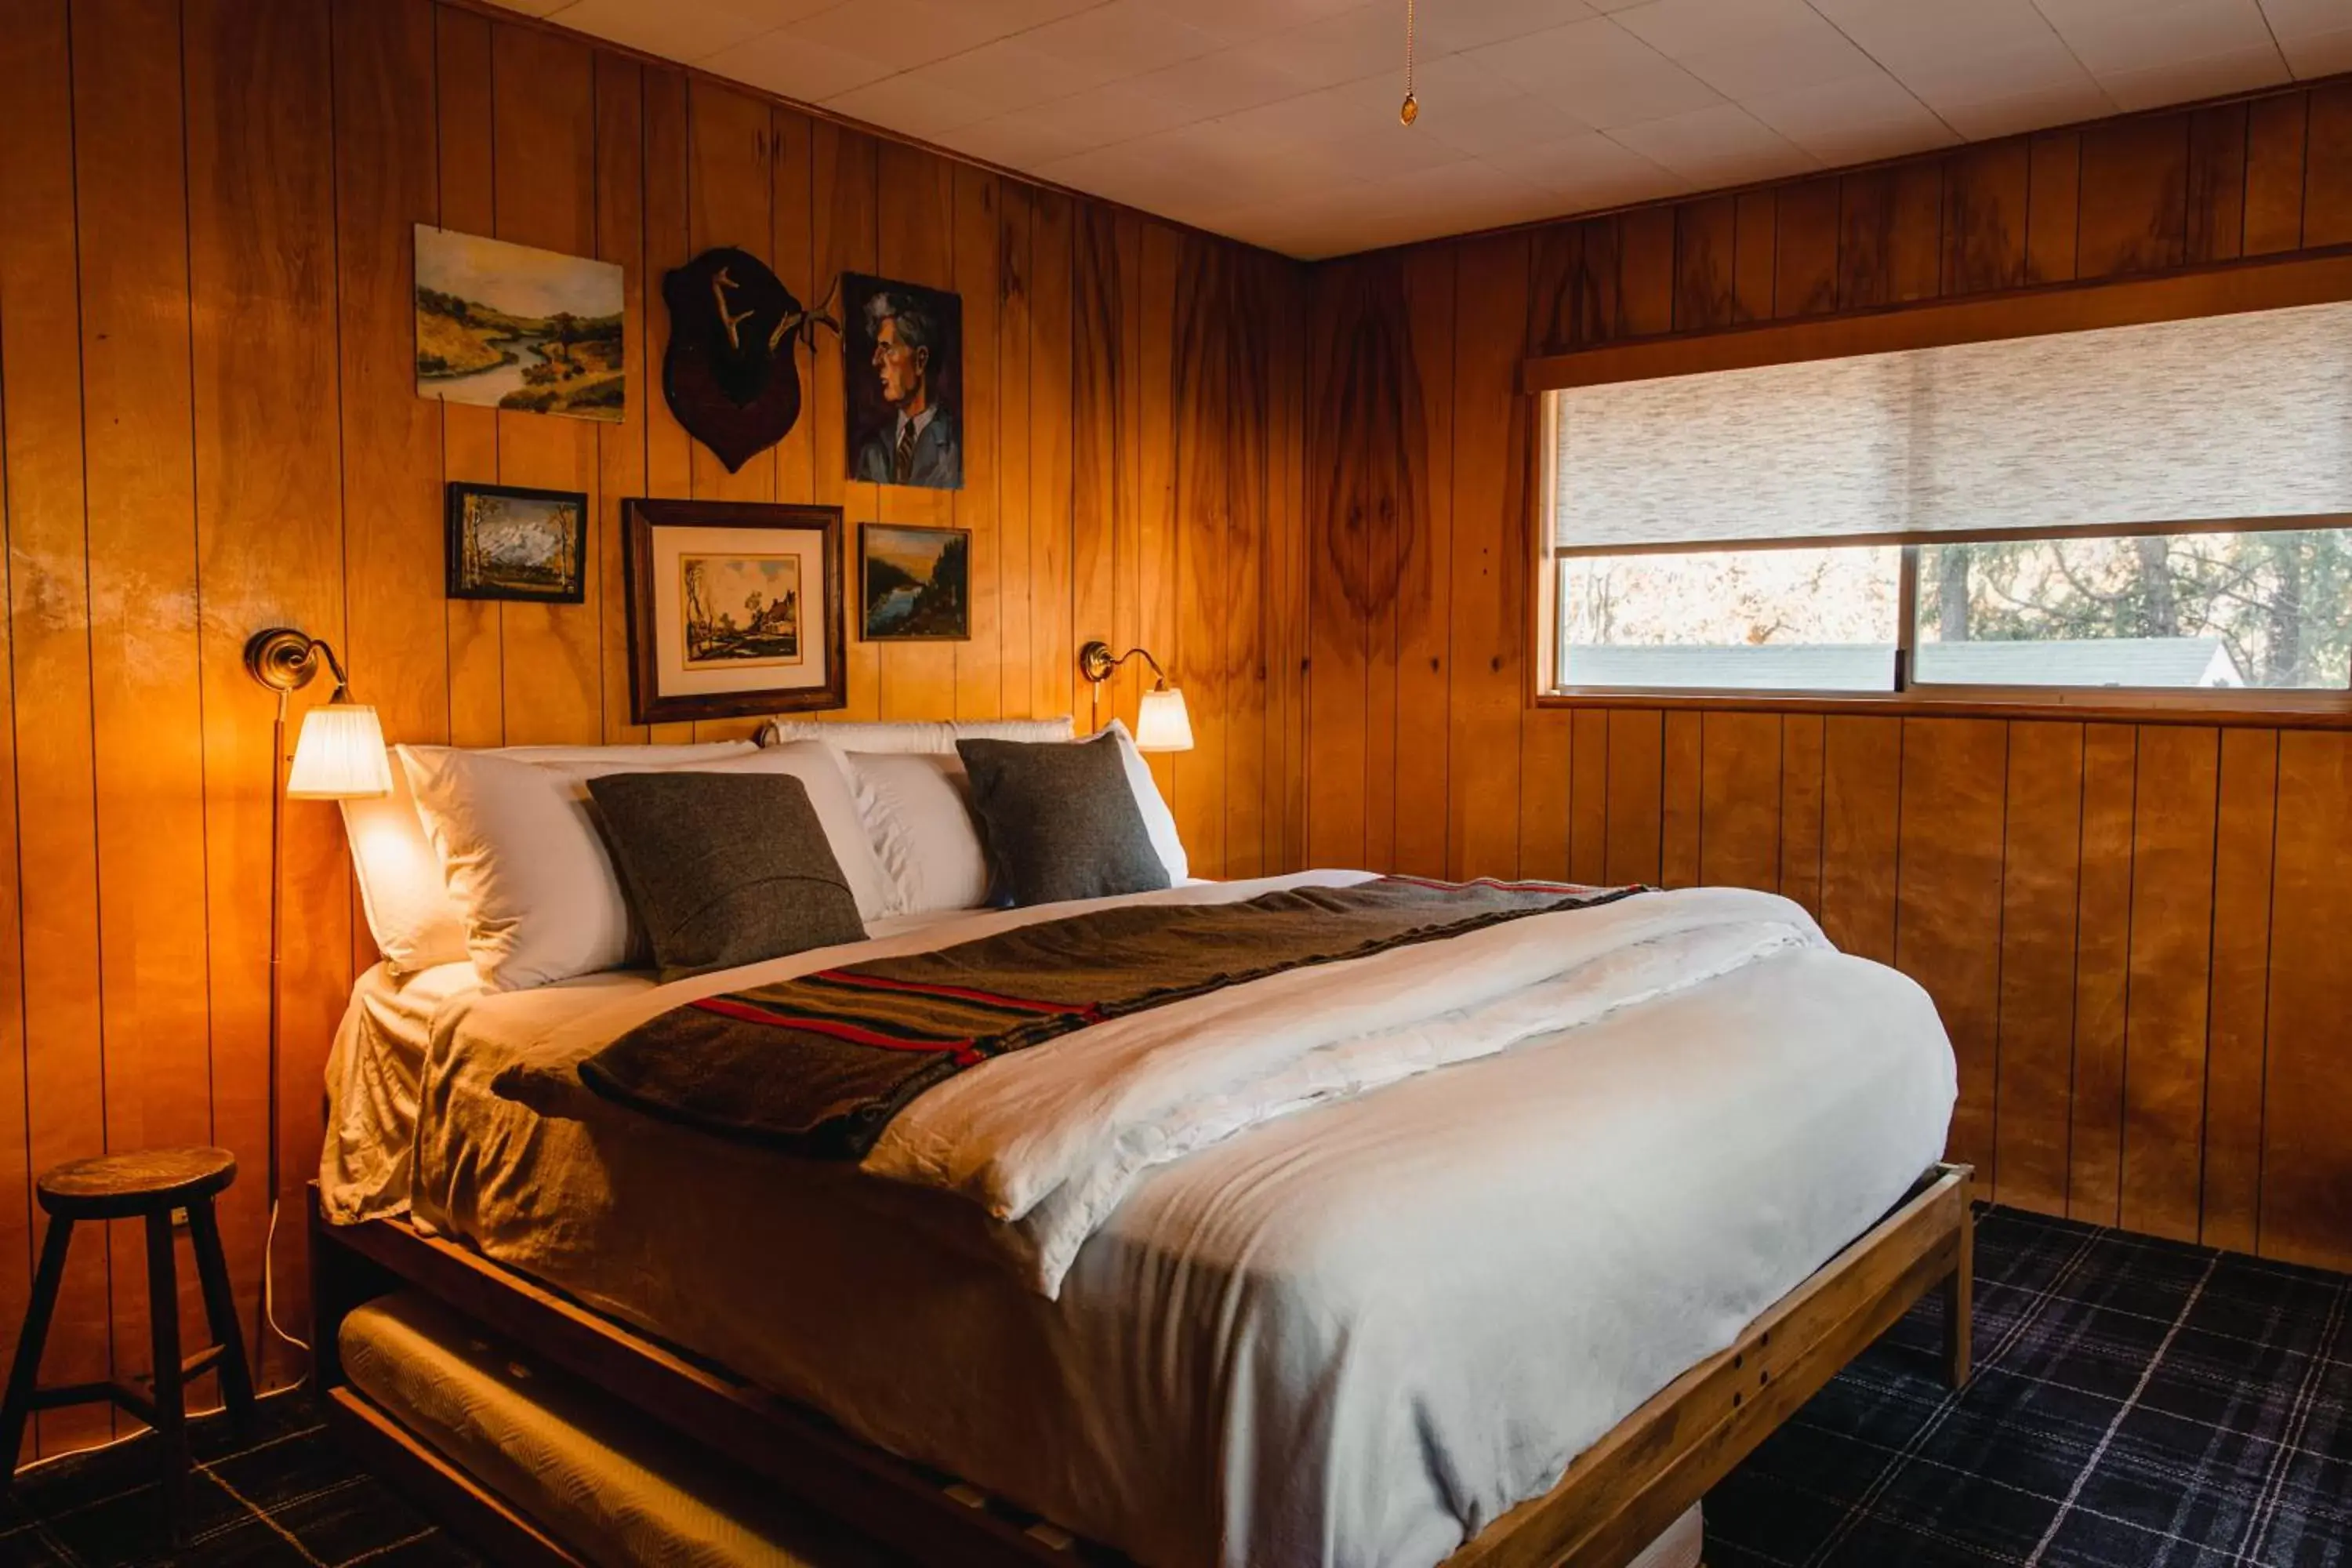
0, 1147, 256, 1543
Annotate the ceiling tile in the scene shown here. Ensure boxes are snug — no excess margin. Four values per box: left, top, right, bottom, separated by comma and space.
702, 26, 898, 100
487, 0, 576, 18
2280, 25, 2352, 74
546, 0, 834, 58
1414, 0, 1602, 53
2094, 43, 2293, 108
824, 71, 1002, 136
1127, 0, 1372, 48
1612, 0, 1830, 56
1931, 78, 2120, 139
2261, 0, 2352, 35
1256, 4, 1418, 93
1482, 129, 1684, 201
1671, 24, 1882, 101
2036, 0, 2281, 77
1214, 78, 1470, 176
1019, 1, 1225, 77
942, 112, 1098, 171
1743, 69, 1958, 163
779, 0, 1007, 72
1122, 49, 1319, 118
1606, 101, 1816, 184
891, 38, 1104, 117
1000, 81, 1210, 146
1805, 0, 2074, 75
1407, 56, 1597, 153
1463, 16, 1723, 128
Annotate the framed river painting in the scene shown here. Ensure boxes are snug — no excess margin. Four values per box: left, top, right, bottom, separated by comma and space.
415, 224, 625, 422
623, 499, 847, 724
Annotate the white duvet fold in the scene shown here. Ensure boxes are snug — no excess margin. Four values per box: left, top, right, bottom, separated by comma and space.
863, 886, 1830, 1295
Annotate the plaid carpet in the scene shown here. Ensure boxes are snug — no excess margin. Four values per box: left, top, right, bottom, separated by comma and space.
4, 1207, 2343, 1566
1710, 1207, 2352, 1566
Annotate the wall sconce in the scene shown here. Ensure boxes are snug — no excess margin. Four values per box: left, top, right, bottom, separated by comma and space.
241, 626, 390, 1359
1079, 641, 1193, 752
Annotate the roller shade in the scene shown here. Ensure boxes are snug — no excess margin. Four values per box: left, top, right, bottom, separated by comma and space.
1550, 299, 2352, 551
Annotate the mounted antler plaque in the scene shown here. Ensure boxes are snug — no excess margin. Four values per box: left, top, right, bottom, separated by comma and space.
660, 246, 833, 474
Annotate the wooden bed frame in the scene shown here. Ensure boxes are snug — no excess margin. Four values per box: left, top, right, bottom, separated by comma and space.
310, 1162, 1972, 1567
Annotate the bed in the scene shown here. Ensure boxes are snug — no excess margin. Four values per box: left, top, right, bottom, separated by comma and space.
313, 869, 1966, 1568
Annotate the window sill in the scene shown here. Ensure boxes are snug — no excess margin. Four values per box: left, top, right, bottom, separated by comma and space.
1535, 686, 2352, 730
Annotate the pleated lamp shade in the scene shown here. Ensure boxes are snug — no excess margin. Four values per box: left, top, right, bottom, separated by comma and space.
1134, 686, 1194, 753
286, 702, 393, 799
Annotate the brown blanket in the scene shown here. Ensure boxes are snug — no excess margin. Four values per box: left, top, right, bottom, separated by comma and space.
559, 877, 1643, 1159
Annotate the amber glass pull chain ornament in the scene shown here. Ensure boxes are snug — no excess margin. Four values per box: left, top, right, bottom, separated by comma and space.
1400, 0, 1419, 123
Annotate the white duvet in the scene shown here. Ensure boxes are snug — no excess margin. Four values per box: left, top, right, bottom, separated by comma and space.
332, 871, 1958, 1567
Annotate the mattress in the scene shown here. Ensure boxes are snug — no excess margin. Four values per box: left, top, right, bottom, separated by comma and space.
325, 871, 1955, 1568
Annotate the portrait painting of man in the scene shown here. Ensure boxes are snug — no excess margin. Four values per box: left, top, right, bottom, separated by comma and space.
842, 273, 962, 491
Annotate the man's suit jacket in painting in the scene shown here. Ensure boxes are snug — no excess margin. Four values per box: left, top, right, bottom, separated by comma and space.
854, 408, 960, 489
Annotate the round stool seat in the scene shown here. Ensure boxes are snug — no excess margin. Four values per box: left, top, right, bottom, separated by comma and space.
36, 1147, 236, 1221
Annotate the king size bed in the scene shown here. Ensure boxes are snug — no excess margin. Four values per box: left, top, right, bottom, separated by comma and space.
309, 723, 1967, 1568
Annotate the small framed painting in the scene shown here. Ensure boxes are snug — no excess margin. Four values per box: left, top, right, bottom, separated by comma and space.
860, 524, 971, 641
623, 498, 847, 724
446, 481, 588, 603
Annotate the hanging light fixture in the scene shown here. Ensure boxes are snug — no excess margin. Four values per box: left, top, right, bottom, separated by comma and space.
1400, 0, 1419, 124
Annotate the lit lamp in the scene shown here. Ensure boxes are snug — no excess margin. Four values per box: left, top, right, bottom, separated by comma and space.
1078, 640, 1193, 752
242, 627, 390, 1356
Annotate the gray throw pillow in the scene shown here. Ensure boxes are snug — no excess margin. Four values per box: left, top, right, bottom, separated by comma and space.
956, 732, 1173, 906
586, 771, 867, 982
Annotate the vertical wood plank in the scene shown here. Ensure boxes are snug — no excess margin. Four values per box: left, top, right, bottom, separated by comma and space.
1073, 208, 1127, 739
1838, 164, 1940, 309
2070, 724, 2137, 1226
1942, 140, 2029, 295
1732, 190, 1775, 325
1603, 710, 1662, 887
1778, 714, 1824, 916
1304, 257, 1367, 869
1220, 249, 1276, 877
1895, 719, 2008, 1181
812, 123, 880, 720
2303, 82, 2352, 246
593, 54, 648, 742
1568, 709, 1609, 886
437, 8, 502, 747
491, 20, 602, 746
871, 142, 958, 726
2121, 726, 2218, 1243
2077, 114, 2190, 278
1525, 223, 1583, 358
1673, 196, 1738, 332
0, 0, 113, 1450
1698, 711, 1780, 892
2263, 731, 2352, 1268
1659, 711, 1701, 890
1138, 223, 1179, 813
2184, 102, 2248, 266
1820, 717, 1900, 965
1025, 188, 1073, 726
1773, 178, 1839, 318
1616, 208, 1675, 337
2025, 132, 2082, 284
2244, 91, 2309, 256
1397, 247, 1454, 880
637, 65, 695, 743
994, 184, 1034, 720
187, 0, 350, 1392
954, 162, 1004, 726
1446, 235, 1529, 881
1996, 723, 2083, 1218
2201, 728, 2277, 1254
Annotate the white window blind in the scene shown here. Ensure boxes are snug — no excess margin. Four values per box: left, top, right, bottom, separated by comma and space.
1551, 299, 2352, 551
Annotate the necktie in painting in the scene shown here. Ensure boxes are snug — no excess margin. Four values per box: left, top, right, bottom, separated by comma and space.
895, 419, 916, 484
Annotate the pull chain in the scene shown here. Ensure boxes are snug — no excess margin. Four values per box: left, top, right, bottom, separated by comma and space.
1400, 0, 1418, 124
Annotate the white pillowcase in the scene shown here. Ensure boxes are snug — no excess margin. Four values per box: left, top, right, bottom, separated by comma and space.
761, 716, 1075, 753
344, 740, 757, 976
399, 741, 887, 991
1092, 720, 1189, 884
844, 753, 993, 916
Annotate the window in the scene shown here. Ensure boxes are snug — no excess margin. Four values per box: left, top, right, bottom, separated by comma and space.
1539, 299, 2352, 704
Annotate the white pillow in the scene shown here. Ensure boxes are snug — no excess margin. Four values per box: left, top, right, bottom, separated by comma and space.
399, 742, 886, 991
844, 752, 992, 916
344, 740, 756, 975
1091, 720, 1188, 883
761, 716, 1075, 753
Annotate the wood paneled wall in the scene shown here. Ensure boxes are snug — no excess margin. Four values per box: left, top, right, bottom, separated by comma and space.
0, 0, 1307, 1457
1305, 79, 2352, 1274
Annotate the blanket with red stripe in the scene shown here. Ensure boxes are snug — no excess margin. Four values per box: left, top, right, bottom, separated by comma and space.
566, 877, 1644, 1160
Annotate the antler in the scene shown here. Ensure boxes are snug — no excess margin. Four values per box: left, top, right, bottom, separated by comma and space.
710, 266, 757, 350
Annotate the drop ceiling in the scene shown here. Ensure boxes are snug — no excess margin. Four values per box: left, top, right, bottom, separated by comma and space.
489, 0, 2352, 260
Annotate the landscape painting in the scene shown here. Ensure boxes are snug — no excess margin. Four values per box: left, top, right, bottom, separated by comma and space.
445, 482, 587, 603
416, 224, 624, 422
624, 499, 845, 723
860, 524, 970, 640
682, 553, 801, 668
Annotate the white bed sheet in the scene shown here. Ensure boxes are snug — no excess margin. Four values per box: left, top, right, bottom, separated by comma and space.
323, 873, 1955, 1568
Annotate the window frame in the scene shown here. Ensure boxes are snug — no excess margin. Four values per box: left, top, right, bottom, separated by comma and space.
1524, 252, 2352, 730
